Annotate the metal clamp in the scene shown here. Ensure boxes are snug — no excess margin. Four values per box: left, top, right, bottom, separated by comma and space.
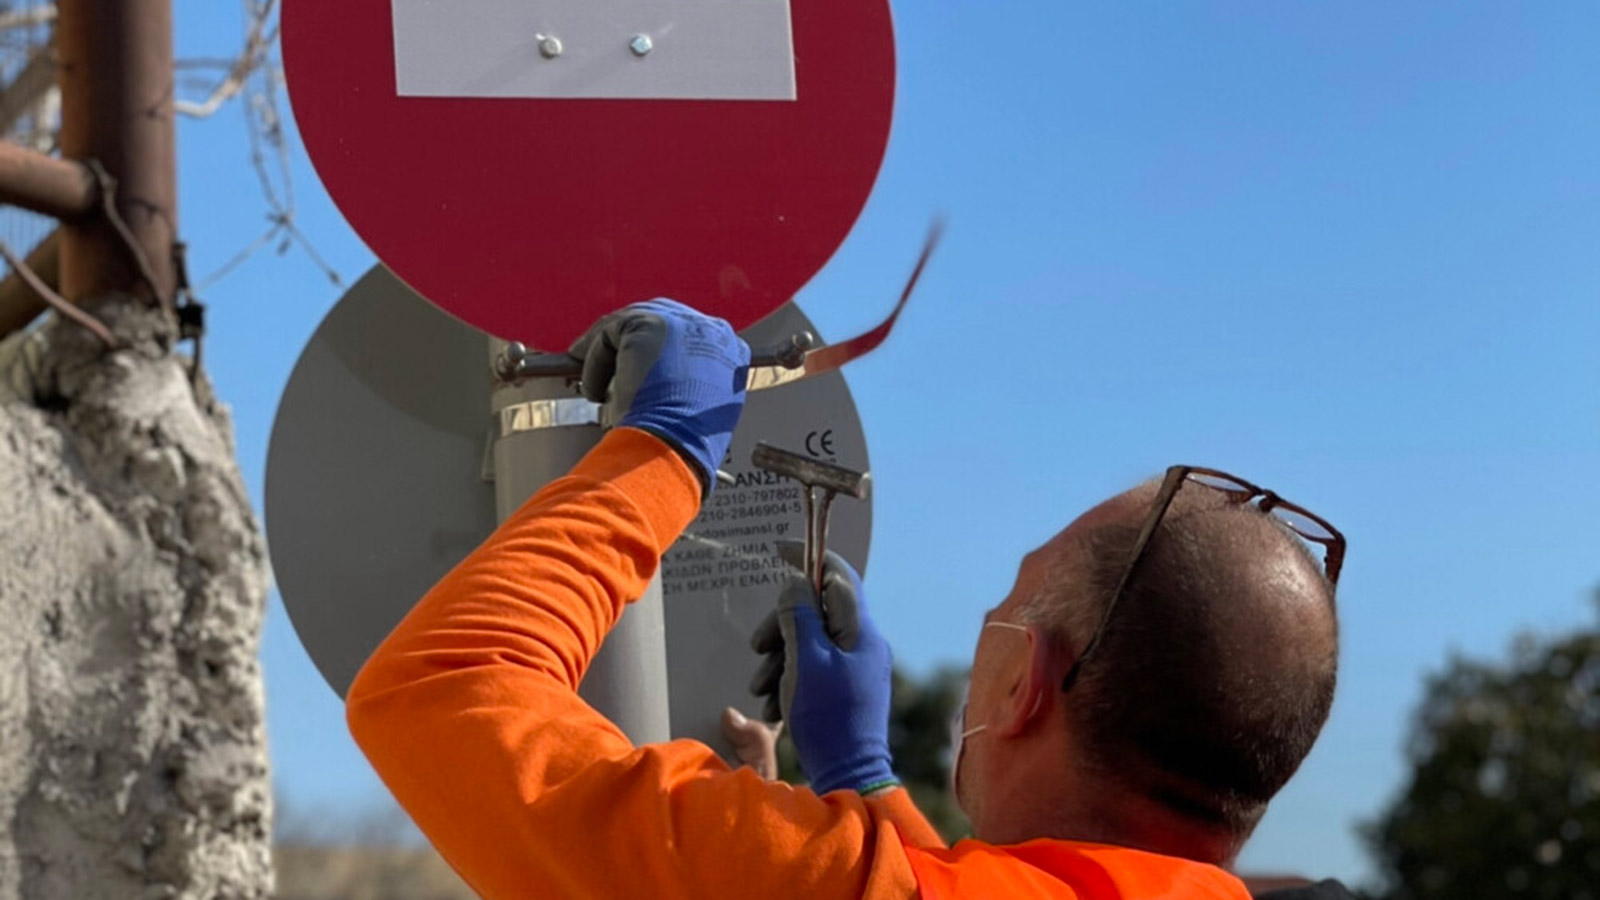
493, 331, 815, 386
490, 218, 944, 392
498, 398, 601, 437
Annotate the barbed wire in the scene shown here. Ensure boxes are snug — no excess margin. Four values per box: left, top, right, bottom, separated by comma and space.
190, 0, 342, 292
0, 0, 342, 299
174, 0, 278, 120
1, 2, 69, 401
0, 0, 59, 269
0, 2, 56, 155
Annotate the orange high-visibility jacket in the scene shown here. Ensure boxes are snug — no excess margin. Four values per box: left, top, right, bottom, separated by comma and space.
347, 428, 1253, 900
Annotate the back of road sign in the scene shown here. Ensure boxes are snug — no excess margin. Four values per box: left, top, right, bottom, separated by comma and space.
282, 0, 896, 348
662, 305, 870, 746
266, 266, 871, 754
265, 268, 497, 697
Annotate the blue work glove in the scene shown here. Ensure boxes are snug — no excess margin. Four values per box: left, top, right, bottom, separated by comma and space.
749, 541, 898, 795
569, 299, 751, 496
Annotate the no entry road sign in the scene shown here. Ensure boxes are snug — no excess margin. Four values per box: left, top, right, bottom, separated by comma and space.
283, 0, 896, 348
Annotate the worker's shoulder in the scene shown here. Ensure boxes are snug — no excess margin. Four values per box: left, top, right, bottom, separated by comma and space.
903, 839, 1253, 899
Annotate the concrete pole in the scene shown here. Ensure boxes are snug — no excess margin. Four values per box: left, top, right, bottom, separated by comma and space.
488, 338, 672, 745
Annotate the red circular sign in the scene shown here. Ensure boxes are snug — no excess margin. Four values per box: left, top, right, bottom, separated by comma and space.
283, 1, 895, 348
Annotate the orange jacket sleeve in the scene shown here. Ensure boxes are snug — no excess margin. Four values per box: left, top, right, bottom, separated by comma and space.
346, 427, 936, 900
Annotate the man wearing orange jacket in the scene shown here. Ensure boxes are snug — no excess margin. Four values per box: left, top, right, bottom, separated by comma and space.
347, 300, 1347, 899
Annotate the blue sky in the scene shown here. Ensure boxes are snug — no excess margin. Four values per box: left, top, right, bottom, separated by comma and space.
173, 1, 1598, 885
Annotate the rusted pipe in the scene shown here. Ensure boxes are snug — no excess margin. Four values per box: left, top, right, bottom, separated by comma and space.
0, 229, 60, 338
0, 234, 116, 347
0, 141, 96, 220
58, 0, 177, 306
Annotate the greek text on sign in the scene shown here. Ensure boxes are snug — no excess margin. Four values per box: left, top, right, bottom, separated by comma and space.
391, 0, 797, 100
659, 302, 871, 747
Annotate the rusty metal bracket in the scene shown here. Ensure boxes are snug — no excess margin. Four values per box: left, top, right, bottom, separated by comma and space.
0, 141, 98, 220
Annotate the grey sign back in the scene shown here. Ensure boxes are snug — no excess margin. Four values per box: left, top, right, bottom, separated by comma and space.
265, 268, 872, 755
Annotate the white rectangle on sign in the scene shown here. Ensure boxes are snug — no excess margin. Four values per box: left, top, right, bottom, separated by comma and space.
392, 0, 796, 101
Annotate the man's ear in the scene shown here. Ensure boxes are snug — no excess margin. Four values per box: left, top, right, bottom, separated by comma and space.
994, 625, 1053, 737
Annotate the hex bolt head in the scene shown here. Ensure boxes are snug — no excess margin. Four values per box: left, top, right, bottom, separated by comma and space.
537, 34, 563, 59
629, 34, 653, 57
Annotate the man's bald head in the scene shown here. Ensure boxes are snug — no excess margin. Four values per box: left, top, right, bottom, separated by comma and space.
1021, 480, 1339, 839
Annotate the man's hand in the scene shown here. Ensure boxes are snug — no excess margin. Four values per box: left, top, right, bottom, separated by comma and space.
749, 542, 897, 795
720, 708, 782, 780
569, 299, 751, 496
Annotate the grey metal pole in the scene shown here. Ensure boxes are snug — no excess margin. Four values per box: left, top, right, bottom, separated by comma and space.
488, 338, 672, 746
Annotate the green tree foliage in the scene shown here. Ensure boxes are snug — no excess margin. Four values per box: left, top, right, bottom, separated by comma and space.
891, 666, 972, 841
1363, 598, 1600, 900
779, 665, 972, 843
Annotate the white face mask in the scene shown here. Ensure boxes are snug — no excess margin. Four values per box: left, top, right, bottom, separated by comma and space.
950, 621, 1030, 804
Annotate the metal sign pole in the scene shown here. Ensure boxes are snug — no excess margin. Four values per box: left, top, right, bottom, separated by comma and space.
487, 337, 672, 745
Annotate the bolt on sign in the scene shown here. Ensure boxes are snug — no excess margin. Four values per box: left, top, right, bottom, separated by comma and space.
283, 0, 896, 347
